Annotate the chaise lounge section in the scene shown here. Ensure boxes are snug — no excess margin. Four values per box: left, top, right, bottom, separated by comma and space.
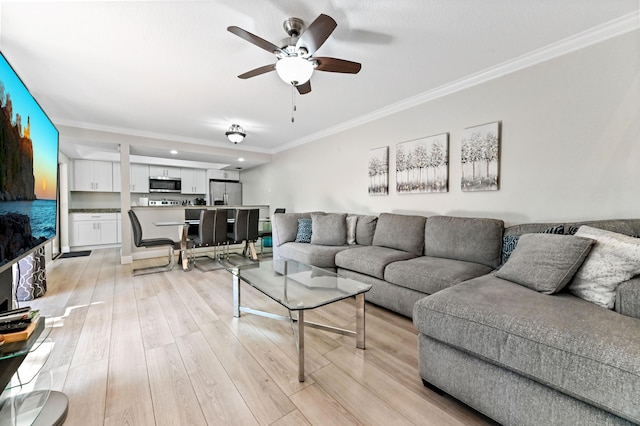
414, 219, 640, 426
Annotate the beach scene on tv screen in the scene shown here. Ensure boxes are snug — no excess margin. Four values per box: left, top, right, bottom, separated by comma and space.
0, 53, 58, 267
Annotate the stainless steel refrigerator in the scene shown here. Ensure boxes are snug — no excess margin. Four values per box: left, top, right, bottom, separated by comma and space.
210, 180, 242, 205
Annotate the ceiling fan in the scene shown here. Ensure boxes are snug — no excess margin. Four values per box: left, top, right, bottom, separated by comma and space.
227, 14, 361, 95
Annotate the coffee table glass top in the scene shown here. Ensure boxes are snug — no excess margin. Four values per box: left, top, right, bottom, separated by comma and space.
227, 259, 371, 311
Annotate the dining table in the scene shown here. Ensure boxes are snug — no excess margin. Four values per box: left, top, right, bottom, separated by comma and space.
153, 219, 199, 271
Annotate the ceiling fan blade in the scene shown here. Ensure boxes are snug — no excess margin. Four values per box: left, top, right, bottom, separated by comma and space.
238, 64, 276, 79
296, 81, 311, 95
228, 26, 284, 55
296, 14, 337, 55
315, 57, 362, 74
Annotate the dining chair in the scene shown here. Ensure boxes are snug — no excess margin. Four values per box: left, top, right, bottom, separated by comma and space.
212, 209, 229, 259
185, 208, 204, 241
215, 208, 234, 259
226, 209, 249, 259
128, 210, 178, 276
243, 208, 260, 260
191, 209, 225, 270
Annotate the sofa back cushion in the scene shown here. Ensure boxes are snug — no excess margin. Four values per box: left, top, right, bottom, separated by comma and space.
424, 216, 504, 268
311, 213, 347, 246
504, 219, 640, 238
372, 213, 426, 256
616, 277, 640, 320
273, 212, 315, 247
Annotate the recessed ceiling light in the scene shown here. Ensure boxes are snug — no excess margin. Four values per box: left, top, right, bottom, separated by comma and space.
238, 157, 245, 162
170, 150, 178, 155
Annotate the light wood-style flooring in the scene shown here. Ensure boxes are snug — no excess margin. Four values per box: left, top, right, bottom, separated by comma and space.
21, 248, 496, 425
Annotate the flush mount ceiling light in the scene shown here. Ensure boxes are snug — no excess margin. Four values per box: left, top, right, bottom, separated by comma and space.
225, 124, 246, 144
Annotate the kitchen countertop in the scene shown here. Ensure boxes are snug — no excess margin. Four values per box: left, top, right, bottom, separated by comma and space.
131, 205, 268, 209
69, 206, 268, 213
69, 208, 122, 213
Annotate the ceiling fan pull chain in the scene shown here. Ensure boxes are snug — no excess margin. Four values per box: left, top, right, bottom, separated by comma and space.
291, 84, 296, 123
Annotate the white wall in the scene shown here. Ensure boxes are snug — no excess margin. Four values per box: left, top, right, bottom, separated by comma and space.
242, 31, 640, 226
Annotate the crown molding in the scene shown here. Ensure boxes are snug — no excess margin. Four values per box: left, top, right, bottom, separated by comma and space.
54, 118, 274, 154
275, 11, 640, 153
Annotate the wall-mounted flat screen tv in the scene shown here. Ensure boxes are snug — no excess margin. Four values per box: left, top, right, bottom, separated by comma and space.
0, 51, 59, 275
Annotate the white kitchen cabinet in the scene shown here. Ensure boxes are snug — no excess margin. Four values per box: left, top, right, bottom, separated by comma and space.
112, 162, 121, 192
111, 163, 149, 193
149, 165, 181, 178
131, 164, 150, 193
70, 213, 119, 247
207, 169, 240, 181
73, 160, 114, 192
116, 213, 122, 243
181, 168, 207, 194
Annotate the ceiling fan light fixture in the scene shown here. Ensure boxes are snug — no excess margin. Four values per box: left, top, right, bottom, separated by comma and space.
225, 124, 246, 144
275, 56, 314, 86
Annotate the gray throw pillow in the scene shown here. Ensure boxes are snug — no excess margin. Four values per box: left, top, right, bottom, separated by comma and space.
311, 213, 347, 246
501, 225, 565, 264
495, 233, 595, 294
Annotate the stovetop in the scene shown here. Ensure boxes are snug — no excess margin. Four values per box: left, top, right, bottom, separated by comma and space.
148, 199, 180, 206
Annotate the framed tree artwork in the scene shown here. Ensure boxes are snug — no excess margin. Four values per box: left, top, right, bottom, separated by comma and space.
396, 133, 449, 194
368, 146, 389, 195
461, 121, 501, 192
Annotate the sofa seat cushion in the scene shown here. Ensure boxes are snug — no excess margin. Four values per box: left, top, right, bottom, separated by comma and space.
413, 275, 640, 424
278, 242, 353, 269
335, 246, 416, 279
384, 256, 493, 295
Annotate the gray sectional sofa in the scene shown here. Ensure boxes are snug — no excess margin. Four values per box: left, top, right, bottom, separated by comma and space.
271, 211, 640, 426
273, 212, 504, 317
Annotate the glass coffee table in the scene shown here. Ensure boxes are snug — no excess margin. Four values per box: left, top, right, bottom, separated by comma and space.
227, 259, 372, 382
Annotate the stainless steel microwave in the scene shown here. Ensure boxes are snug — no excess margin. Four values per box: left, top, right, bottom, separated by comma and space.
149, 176, 181, 193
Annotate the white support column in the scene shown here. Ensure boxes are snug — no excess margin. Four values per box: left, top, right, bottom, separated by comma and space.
119, 143, 132, 264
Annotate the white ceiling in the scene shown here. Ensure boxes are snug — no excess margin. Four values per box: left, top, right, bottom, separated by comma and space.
0, 1, 638, 170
